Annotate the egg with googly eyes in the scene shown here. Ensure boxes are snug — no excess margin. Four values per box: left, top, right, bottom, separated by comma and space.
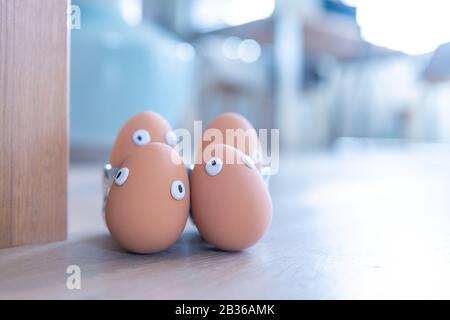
191, 144, 272, 251
110, 111, 178, 167
105, 143, 190, 254
198, 113, 263, 169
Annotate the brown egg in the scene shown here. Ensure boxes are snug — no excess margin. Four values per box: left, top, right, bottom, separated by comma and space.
197, 113, 263, 168
191, 144, 272, 251
110, 111, 178, 167
105, 143, 190, 254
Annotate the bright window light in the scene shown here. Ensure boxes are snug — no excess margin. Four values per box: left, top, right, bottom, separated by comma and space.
191, 0, 275, 31
222, 0, 275, 26
341, 0, 359, 7
120, 0, 142, 26
355, 0, 450, 55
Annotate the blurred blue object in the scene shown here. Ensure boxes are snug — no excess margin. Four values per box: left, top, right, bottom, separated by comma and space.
71, 0, 195, 147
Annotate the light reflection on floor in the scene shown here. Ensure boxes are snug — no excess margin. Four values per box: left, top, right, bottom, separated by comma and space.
289, 144, 450, 299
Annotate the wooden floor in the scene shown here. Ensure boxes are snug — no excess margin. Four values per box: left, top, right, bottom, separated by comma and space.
1, 145, 450, 299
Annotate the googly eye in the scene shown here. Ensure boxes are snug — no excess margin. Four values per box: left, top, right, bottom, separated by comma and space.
115, 168, 129, 186
132, 129, 151, 146
241, 155, 256, 169
165, 131, 178, 147
205, 157, 223, 177
171, 180, 186, 201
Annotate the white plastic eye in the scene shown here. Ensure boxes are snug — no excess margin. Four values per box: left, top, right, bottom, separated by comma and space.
165, 131, 178, 147
242, 155, 256, 169
171, 180, 186, 201
115, 168, 129, 186
132, 129, 151, 146
205, 157, 223, 177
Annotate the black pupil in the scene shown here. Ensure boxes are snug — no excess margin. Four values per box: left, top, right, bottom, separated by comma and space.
138, 136, 142, 141
117, 171, 122, 179
212, 160, 216, 166
178, 184, 183, 193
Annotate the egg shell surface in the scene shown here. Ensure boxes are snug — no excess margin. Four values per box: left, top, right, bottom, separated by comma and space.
191, 144, 272, 251
198, 113, 263, 167
106, 143, 190, 254
110, 111, 174, 167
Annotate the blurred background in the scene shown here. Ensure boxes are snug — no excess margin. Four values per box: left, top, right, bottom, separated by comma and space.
70, 0, 450, 161
67, 1, 450, 298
